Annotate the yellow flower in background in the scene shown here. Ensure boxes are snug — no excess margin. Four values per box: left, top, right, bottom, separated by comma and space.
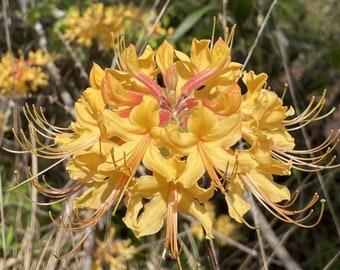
93, 227, 136, 270
8, 26, 339, 262
60, 3, 138, 51
59, 3, 170, 52
0, 50, 50, 96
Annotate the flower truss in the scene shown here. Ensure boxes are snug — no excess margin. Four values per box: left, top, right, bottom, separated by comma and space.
0, 50, 50, 97
9, 26, 339, 262
92, 227, 136, 270
59, 3, 170, 52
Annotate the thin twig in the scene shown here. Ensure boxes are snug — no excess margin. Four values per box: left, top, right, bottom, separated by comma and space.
0, 171, 7, 260
136, 0, 171, 52
249, 193, 269, 270
322, 250, 340, 270
206, 238, 220, 270
241, 0, 278, 72
2, 0, 12, 54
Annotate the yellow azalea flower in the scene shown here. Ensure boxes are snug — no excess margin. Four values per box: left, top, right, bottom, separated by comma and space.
124, 147, 214, 258
59, 3, 170, 53
93, 227, 136, 270
241, 71, 338, 173
60, 3, 139, 51
8, 26, 339, 265
0, 50, 50, 96
241, 71, 295, 150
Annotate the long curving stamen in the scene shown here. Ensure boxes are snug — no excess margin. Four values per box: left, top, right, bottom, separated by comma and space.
284, 91, 335, 131
24, 104, 70, 135
50, 174, 130, 232
32, 175, 84, 200
6, 157, 70, 191
240, 173, 325, 228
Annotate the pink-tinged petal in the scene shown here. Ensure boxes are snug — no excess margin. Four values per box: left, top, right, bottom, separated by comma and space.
182, 38, 231, 93
121, 44, 163, 96
182, 68, 216, 93
159, 110, 172, 126
132, 71, 164, 96
101, 71, 143, 109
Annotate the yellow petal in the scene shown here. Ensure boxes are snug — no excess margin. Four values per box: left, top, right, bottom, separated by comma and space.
121, 44, 139, 72
177, 150, 206, 188
138, 45, 157, 78
156, 40, 174, 76
125, 194, 166, 237
82, 87, 105, 115
132, 175, 167, 197
130, 95, 159, 132
89, 62, 105, 89
250, 170, 291, 202
188, 104, 242, 147
100, 109, 141, 141
225, 178, 251, 223
142, 145, 177, 181
187, 104, 218, 137
73, 180, 112, 210
190, 38, 211, 71
159, 124, 197, 154
210, 37, 230, 70
178, 194, 214, 238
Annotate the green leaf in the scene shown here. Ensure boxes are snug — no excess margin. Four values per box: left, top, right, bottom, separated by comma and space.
169, 4, 219, 43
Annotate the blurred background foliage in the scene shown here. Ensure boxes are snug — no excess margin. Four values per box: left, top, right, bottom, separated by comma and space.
0, 0, 339, 269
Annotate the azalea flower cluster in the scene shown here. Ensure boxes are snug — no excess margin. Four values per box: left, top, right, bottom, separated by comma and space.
12, 28, 339, 260
0, 50, 50, 97
93, 227, 136, 270
60, 3, 169, 52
